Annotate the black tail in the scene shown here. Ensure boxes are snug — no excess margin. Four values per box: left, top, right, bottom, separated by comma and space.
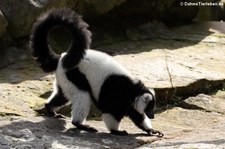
30, 8, 92, 72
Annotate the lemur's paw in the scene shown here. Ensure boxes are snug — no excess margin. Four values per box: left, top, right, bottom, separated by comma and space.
72, 122, 98, 132
44, 110, 66, 119
111, 130, 128, 136
85, 126, 98, 132
147, 129, 164, 137
43, 104, 66, 118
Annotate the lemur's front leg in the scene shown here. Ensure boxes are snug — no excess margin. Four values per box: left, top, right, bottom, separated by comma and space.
146, 128, 164, 137
128, 108, 164, 137
141, 115, 164, 137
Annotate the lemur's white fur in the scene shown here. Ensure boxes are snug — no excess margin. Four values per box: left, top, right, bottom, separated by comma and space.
56, 51, 131, 124
133, 94, 154, 129
56, 53, 92, 123
102, 114, 120, 131
31, 8, 163, 136
134, 93, 153, 114
56, 50, 132, 100
47, 79, 58, 104
71, 91, 91, 124
77, 50, 132, 100
143, 115, 152, 129
56, 51, 154, 130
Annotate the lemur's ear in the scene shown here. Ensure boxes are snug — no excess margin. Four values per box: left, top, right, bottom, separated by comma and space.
142, 93, 153, 103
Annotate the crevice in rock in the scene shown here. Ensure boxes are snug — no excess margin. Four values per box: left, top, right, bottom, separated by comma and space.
155, 79, 224, 106
0, 112, 21, 117
177, 101, 224, 114
178, 102, 206, 111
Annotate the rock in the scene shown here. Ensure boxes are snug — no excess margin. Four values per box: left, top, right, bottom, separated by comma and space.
1, 92, 225, 148
0, 116, 152, 148
214, 90, 225, 99
77, 0, 126, 16
140, 93, 225, 148
0, 0, 69, 38
139, 143, 223, 149
97, 0, 198, 23
9, 74, 23, 83
0, 59, 51, 117
180, 94, 225, 114
126, 22, 171, 41
0, 47, 29, 68
98, 22, 225, 103
0, 20, 225, 148
0, 0, 200, 39
1, 22, 225, 116
195, 1, 225, 21
0, 10, 8, 38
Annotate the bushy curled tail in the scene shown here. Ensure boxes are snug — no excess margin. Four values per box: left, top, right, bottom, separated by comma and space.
30, 8, 92, 72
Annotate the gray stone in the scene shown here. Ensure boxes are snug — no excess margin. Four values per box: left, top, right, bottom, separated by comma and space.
0, 0, 200, 39
0, 116, 146, 148
140, 92, 225, 148
180, 94, 225, 114
0, 47, 29, 68
0, 0, 68, 38
138, 143, 223, 149
0, 11, 8, 38
95, 0, 198, 22
80, 0, 126, 15
100, 22, 225, 103
9, 74, 23, 83
1, 92, 225, 149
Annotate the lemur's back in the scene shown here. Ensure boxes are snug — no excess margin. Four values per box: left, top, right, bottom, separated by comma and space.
57, 49, 132, 100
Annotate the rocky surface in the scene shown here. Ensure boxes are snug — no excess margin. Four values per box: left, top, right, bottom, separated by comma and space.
99, 21, 225, 103
1, 21, 225, 148
0, 92, 224, 148
140, 91, 225, 149
0, 0, 200, 41
0, 116, 159, 148
0, 0, 69, 38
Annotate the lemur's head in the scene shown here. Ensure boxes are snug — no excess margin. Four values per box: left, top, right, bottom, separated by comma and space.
134, 89, 156, 119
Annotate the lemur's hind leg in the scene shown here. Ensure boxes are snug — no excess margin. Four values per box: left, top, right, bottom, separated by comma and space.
45, 82, 69, 118
102, 113, 128, 136
71, 91, 97, 132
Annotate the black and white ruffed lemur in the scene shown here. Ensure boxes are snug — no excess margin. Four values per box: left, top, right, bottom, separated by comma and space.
30, 8, 163, 136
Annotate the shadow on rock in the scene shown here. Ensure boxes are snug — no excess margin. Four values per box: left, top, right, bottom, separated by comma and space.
0, 116, 151, 148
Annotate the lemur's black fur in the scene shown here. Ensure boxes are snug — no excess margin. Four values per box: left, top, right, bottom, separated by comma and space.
30, 8, 163, 137
31, 8, 91, 72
